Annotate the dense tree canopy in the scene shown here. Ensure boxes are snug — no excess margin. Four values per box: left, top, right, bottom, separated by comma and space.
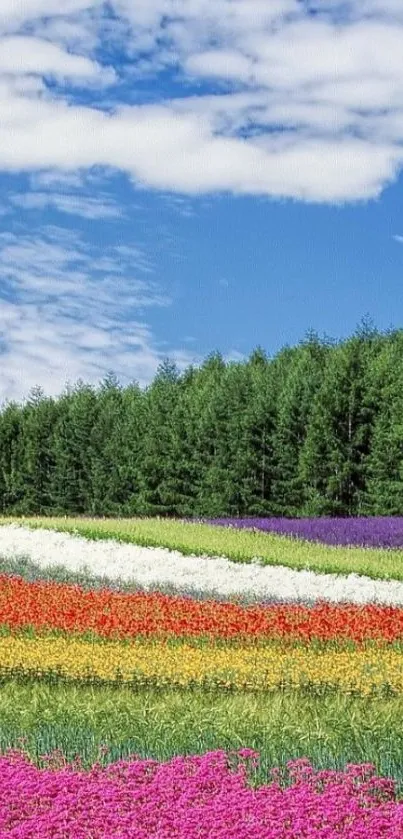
0, 322, 401, 517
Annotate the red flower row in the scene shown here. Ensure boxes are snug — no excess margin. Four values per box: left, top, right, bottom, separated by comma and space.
0, 574, 402, 643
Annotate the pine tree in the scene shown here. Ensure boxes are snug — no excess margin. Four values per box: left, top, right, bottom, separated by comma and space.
0, 323, 400, 519
120, 381, 145, 516
363, 332, 403, 514
241, 347, 276, 515
0, 401, 25, 513
89, 373, 127, 515
167, 366, 201, 517
190, 352, 229, 516
136, 359, 182, 515
50, 382, 98, 514
18, 388, 59, 514
299, 328, 383, 516
205, 362, 252, 516
271, 333, 328, 516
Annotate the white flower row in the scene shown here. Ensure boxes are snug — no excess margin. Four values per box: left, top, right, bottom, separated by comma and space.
1, 523, 403, 606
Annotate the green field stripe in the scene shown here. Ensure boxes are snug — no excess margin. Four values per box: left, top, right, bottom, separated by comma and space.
2, 515, 403, 581
0, 681, 402, 790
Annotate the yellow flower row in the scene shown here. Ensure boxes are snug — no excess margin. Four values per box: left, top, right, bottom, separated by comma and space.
0, 635, 402, 694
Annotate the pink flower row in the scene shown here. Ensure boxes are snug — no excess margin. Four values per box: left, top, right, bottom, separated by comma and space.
0, 749, 403, 837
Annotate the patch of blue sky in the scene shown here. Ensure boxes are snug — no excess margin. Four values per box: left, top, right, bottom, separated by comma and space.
0, 0, 402, 403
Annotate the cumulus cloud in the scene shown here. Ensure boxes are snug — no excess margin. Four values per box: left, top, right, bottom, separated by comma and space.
0, 0, 400, 201
0, 0, 95, 31
0, 87, 398, 201
0, 36, 114, 85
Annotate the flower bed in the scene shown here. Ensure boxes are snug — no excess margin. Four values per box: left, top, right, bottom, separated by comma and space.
0, 517, 402, 835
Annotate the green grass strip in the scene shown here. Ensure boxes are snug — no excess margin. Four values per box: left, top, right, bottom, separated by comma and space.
0, 681, 403, 791
2, 515, 403, 581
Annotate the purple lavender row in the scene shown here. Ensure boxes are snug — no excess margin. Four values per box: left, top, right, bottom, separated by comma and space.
202, 517, 403, 549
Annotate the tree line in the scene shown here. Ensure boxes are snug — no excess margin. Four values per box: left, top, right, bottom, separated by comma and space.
0, 318, 402, 518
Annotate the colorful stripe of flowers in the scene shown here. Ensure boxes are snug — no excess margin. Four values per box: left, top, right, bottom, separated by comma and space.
1, 751, 403, 838
204, 516, 403, 549
1, 519, 403, 836
4, 522, 403, 605
1, 634, 402, 694
2, 574, 403, 643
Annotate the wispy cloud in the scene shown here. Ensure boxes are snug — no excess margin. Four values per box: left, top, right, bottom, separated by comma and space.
0, 224, 199, 405
224, 350, 246, 364
10, 192, 123, 220
393, 234, 403, 243
29, 171, 87, 191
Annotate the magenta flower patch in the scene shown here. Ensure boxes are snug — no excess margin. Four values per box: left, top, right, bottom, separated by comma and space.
1, 750, 403, 838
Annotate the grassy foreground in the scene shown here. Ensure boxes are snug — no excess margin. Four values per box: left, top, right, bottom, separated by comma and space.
0, 681, 402, 790
2, 515, 403, 581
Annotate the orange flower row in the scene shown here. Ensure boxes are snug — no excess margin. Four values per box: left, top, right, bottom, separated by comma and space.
0, 574, 402, 643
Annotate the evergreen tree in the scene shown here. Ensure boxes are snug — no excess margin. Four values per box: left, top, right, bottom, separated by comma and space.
120, 381, 145, 516
271, 333, 328, 516
299, 327, 383, 516
17, 388, 59, 514
363, 332, 403, 514
189, 352, 229, 516
136, 359, 182, 515
166, 366, 201, 517
0, 323, 400, 519
240, 348, 273, 514
0, 401, 25, 513
89, 373, 127, 515
199, 362, 252, 516
50, 382, 98, 514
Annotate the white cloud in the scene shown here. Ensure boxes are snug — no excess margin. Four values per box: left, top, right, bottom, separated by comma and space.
0, 1, 402, 202
10, 191, 122, 219
393, 234, 403, 243
224, 349, 245, 363
344, 0, 403, 20
29, 170, 86, 190
185, 50, 253, 83
31, 15, 103, 54
0, 85, 398, 202
0, 225, 199, 405
0, 36, 114, 85
115, 0, 296, 50
0, 1, 96, 31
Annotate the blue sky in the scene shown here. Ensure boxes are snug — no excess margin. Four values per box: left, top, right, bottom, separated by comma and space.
0, 0, 403, 404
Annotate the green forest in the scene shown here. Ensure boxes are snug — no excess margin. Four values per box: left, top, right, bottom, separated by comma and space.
1, 319, 402, 518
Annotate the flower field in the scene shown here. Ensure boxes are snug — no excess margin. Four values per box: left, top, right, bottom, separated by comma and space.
203, 516, 403, 549
0, 517, 403, 836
